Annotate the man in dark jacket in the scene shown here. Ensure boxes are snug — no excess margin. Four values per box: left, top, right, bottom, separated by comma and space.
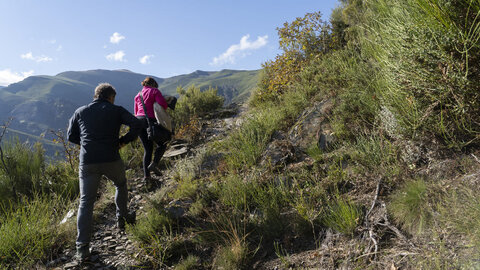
67, 83, 141, 262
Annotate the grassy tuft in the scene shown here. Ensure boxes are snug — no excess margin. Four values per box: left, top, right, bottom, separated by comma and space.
388, 178, 431, 235
174, 255, 201, 270
0, 196, 71, 267
322, 196, 361, 237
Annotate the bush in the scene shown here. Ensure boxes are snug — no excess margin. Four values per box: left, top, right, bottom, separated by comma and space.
253, 11, 332, 103
172, 85, 224, 127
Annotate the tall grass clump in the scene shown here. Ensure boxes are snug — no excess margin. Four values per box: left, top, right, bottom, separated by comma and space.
0, 138, 78, 267
350, 134, 401, 178
0, 139, 78, 208
350, 0, 479, 147
220, 107, 283, 171
0, 196, 70, 268
322, 196, 362, 237
130, 207, 183, 267
0, 140, 45, 204
388, 178, 432, 235
438, 187, 480, 246
298, 0, 480, 149
208, 210, 252, 270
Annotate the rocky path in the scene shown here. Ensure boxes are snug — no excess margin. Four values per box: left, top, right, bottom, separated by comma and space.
47, 176, 155, 270
46, 105, 242, 270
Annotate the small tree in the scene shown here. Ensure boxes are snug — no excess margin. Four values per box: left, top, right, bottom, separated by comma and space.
254, 11, 333, 103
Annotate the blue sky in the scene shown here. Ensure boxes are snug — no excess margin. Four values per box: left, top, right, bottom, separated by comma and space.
0, 0, 339, 86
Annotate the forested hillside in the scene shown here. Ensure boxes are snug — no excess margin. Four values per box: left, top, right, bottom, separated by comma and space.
1, 0, 479, 269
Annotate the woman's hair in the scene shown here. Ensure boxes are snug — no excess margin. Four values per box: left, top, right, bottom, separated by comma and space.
94, 83, 116, 100
142, 76, 158, 88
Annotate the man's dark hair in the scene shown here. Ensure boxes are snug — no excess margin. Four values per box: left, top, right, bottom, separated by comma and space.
94, 83, 116, 100
141, 77, 158, 88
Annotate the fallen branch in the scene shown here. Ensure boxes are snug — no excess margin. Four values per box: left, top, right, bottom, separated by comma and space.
472, 153, 480, 164
366, 178, 381, 218
378, 202, 408, 241
363, 177, 381, 260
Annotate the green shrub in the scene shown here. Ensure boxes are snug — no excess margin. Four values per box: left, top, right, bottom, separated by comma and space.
349, 134, 401, 178
250, 178, 292, 240
172, 85, 224, 127
43, 162, 79, 201
119, 137, 143, 170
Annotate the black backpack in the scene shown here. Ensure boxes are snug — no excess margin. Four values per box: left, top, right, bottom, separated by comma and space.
164, 95, 177, 110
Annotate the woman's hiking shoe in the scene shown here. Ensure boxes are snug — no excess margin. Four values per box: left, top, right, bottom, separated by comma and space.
148, 162, 162, 176
75, 244, 91, 262
117, 211, 136, 230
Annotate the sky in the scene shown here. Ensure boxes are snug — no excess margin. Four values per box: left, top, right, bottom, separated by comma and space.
0, 0, 339, 86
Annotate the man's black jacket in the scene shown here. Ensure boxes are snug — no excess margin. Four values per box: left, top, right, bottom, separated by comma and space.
67, 98, 141, 165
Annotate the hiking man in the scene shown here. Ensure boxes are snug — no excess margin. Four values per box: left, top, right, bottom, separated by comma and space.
67, 83, 141, 261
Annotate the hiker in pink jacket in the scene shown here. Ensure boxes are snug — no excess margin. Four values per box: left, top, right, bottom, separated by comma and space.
134, 77, 170, 186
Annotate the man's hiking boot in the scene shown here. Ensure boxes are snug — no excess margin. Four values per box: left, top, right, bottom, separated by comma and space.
148, 162, 162, 176
117, 211, 136, 230
75, 244, 91, 262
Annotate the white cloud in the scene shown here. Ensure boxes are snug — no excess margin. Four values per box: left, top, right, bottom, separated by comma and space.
211, 34, 268, 66
56, 45, 63, 51
0, 69, 34, 86
106, 50, 126, 62
110, 32, 125, 44
20, 52, 53, 63
139, 54, 154, 64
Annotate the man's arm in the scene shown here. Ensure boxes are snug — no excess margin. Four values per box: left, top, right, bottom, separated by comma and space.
119, 107, 141, 145
67, 113, 81, 145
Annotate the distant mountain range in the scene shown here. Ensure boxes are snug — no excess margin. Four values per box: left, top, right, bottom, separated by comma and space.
0, 69, 259, 155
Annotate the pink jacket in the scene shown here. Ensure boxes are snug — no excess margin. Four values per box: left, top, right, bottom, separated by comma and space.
134, 86, 168, 118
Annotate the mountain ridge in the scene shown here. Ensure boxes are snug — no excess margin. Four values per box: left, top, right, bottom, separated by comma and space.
0, 68, 259, 153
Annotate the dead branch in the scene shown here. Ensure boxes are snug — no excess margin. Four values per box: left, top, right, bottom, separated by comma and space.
472, 153, 480, 164
378, 201, 408, 242
50, 129, 79, 172
366, 178, 381, 218
364, 177, 381, 260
